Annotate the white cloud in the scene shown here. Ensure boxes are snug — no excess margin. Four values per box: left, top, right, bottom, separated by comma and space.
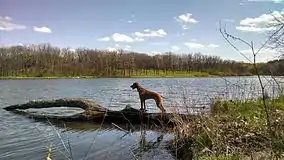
134, 37, 145, 42
241, 48, 280, 62
124, 45, 131, 50
144, 29, 150, 32
0, 16, 27, 31
175, 13, 198, 24
112, 33, 134, 43
184, 42, 205, 49
98, 33, 144, 43
149, 51, 162, 56
4, 16, 12, 21
184, 42, 219, 50
99, 29, 166, 44
208, 44, 219, 48
98, 36, 111, 41
107, 47, 117, 52
114, 44, 132, 50
174, 13, 198, 29
236, 10, 283, 33
240, 11, 283, 27
33, 26, 52, 33
248, 0, 284, 3
152, 42, 169, 45
236, 26, 276, 33
111, 44, 132, 51
134, 29, 167, 38
171, 46, 180, 51
68, 48, 76, 52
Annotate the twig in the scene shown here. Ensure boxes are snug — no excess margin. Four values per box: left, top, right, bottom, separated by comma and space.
111, 123, 130, 133
218, 18, 284, 152
129, 150, 139, 160
256, 25, 284, 55
45, 117, 73, 159
33, 118, 72, 160
83, 97, 112, 160
219, 26, 252, 63
250, 41, 273, 138
64, 123, 73, 160
118, 110, 135, 130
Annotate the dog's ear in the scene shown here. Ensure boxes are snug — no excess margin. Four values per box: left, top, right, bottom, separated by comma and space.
130, 82, 137, 89
131, 82, 140, 89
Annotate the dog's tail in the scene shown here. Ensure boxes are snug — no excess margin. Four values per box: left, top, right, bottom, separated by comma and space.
161, 95, 169, 99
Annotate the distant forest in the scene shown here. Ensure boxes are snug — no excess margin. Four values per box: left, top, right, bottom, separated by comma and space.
0, 44, 283, 77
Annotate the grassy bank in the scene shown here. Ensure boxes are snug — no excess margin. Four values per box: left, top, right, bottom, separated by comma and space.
129, 70, 214, 78
168, 94, 284, 159
0, 76, 99, 80
0, 70, 254, 80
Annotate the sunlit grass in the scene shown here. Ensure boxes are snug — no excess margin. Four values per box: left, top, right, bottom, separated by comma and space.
0, 75, 98, 79
0, 69, 253, 79
168, 93, 284, 159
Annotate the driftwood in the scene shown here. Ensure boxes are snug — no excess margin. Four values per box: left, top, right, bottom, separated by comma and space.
3, 98, 191, 126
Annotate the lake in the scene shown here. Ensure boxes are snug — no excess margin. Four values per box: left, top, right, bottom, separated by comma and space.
0, 77, 283, 160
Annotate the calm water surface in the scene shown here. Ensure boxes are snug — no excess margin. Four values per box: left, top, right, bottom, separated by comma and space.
0, 77, 282, 160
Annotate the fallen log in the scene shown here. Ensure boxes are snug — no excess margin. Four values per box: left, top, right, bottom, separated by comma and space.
3, 98, 107, 111
3, 98, 192, 126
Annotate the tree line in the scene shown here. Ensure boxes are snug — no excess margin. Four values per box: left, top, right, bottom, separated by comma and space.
0, 43, 280, 77
258, 58, 284, 76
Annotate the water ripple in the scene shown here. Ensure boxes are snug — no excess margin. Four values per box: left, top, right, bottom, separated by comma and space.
0, 77, 283, 159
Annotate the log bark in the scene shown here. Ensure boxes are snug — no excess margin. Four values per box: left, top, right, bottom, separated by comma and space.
3, 98, 190, 126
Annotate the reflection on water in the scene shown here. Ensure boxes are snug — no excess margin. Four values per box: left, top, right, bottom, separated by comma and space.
0, 77, 283, 159
54, 121, 174, 160
0, 117, 174, 160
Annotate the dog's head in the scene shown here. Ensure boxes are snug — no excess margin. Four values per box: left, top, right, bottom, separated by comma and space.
130, 82, 140, 89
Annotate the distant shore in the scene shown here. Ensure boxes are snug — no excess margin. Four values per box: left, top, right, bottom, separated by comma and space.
0, 72, 254, 80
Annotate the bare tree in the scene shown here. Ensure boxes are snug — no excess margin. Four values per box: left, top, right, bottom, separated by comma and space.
219, 10, 284, 153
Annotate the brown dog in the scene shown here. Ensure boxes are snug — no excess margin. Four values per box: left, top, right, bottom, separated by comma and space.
130, 82, 166, 113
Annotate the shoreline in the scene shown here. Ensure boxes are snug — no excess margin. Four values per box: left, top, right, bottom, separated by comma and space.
0, 74, 257, 80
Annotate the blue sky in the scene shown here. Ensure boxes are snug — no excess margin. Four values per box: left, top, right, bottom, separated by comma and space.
0, 0, 283, 62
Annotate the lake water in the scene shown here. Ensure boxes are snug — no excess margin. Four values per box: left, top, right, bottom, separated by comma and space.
0, 77, 283, 160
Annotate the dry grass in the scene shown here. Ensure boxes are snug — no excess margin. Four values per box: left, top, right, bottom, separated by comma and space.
45, 144, 53, 160
166, 94, 284, 160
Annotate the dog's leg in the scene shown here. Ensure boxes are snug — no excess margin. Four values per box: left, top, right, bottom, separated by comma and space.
160, 104, 166, 113
140, 99, 144, 111
143, 100, 147, 112
156, 101, 166, 113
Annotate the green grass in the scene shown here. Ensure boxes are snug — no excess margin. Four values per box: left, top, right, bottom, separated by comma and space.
169, 94, 284, 159
131, 70, 218, 78
211, 94, 284, 123
0, 71, 214, 79
0, 69, 253, 79
0, 75, 98, 80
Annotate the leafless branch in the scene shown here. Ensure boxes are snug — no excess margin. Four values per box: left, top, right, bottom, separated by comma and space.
218, 18, 284, 150
45, 117, 73, 159
257, 25, 284, 55
111, 123, 130, 133
33, 121, 72, 160
83, 97, 112, 160
219, 21, 252, 63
